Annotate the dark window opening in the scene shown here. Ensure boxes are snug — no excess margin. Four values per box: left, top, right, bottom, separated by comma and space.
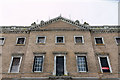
100, 57, 110, 73
10, 57, 20, 73
56, 37, 64, 43
0, 38, 5, 45
95, 38, 103, 44
17, 38, 25, 44
37, 37, 45, 43
75, 37, 83, 43
116, 38, 120, 44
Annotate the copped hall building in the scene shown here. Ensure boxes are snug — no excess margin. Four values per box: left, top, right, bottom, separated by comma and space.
0, 16, 120, 80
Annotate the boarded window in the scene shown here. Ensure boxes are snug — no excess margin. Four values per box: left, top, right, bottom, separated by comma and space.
10, 57, 21, 73
33, 56, 43, 72
77, 56, 88, 72
99, 57, 110, 72
17, 38, 25, 44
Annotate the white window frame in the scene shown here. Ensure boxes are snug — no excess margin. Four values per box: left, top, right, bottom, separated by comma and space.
98, 56, 112, 73
55, 36, 65, 43
114, 37, 120, 45
16, 37, 26, 45
53, 54, 67, 75
36, 36, 46, 44
0, 37, 5, 45
94, 37, 105, 45
33, 54, 44, 72
74, 36, 84, 44
8, 56, 22, 73
76, 55, 88, 72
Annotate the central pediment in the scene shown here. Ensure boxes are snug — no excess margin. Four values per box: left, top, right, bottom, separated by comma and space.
30, 16, 88, 31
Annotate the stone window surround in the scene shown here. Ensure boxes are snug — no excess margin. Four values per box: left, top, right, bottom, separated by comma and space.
8, 55, 22, 73
55, 36, 65, 43
33, 52, 45, 72
98, 55, 112, 73
36, 36, 46, 44
53, 51, 67, 76
16, 37, 26, 45
0, 37, 5, 46
94, 37, 105, 45
74, 36, 84, 44
114, 37, 120, 45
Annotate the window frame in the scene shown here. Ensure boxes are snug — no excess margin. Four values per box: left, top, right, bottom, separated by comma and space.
94, 37, 105, 45
16, 37, 26, 45
55, 36, 65, 43
36, 36, 46, 44
33, 55, 44, 72
115, 37, 120, 45
74, 36, 84, 44
98, 56, 112, 73
8, 56, 22, 73
0, 37, 5, 45
76, 56, 88, 72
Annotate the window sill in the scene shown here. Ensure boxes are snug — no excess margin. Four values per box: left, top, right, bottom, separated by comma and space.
16, 44, 25, 46
55, 43, 65, 45
36, 43, 45, 45
96, 44, 105, 46
75, 43, 84, 45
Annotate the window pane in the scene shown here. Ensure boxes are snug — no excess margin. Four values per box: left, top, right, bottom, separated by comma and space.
57, 37, 63, 43
33, 56, 43, 72
0, 38, 4, 45
116, 38, 120, 44
10, 57, 20, 73
95, 38, 103, 44
17, 38, 25, 44
37, 37, 45, 43
75, 37, 82, 43
77, 56, 88, 72
100, 57, 110, 72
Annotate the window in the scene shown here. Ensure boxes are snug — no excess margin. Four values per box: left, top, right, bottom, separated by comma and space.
77, 56, 88, 72
95, 37, 104, 45
0, 37, 5, 45
33, 56, 43, 72
115, 37, 120, 45
9, 57, 22, 73
98, 56, 112, 73
37, 36, 46, 43
16, 37, 26, 45
74, 36, 84, 44
56, 36, 64, 43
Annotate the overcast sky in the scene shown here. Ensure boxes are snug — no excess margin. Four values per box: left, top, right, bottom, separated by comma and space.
0, 0, 119, 26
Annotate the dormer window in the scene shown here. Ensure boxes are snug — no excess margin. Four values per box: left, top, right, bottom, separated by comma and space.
0, 37, 5, 45
56, 36, 65, 43
37, 36, 46, 44
16, 37, 26, 45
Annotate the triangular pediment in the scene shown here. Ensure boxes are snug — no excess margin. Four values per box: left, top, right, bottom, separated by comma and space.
30, 16, 88, 30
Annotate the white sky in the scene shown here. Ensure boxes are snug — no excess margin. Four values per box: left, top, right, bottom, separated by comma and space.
0, 0, 119, 26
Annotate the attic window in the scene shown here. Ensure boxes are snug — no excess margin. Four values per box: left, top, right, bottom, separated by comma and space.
0, 37, 5, 45
95, 37, 104, 45
37, 36, 46, 44
115, 37, 120, 45
16, 37, 26, 45
74, 36, 84, 44
56, 36, 64, 43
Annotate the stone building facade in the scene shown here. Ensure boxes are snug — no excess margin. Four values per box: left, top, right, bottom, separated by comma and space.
0, 16, 120, 80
